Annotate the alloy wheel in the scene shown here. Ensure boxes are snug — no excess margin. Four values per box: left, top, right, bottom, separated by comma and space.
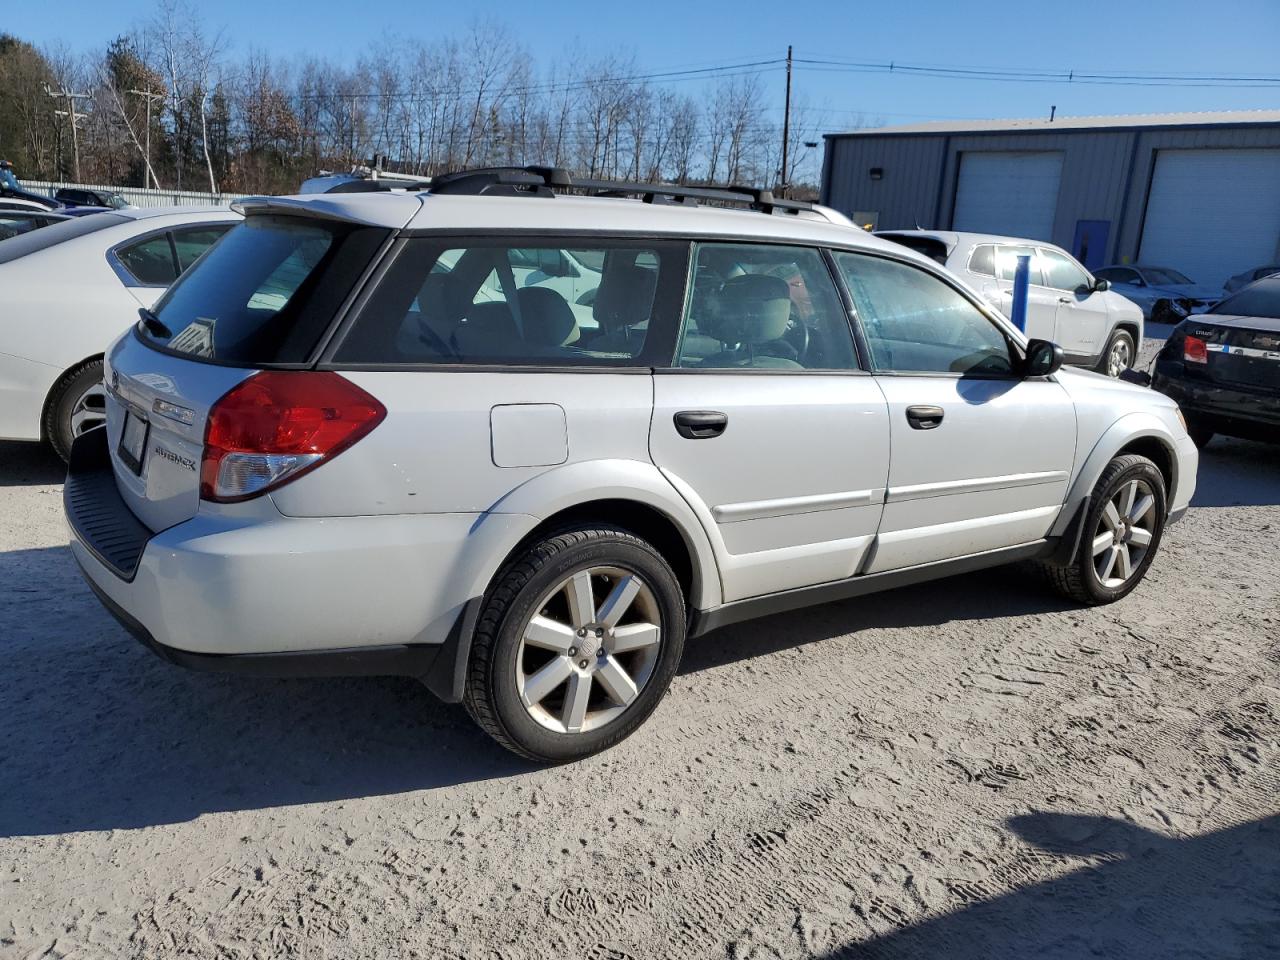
515, 565, 663, 734
69, 383, 107, 437
1091, 478, 1156, 588
1106, 337, 1132, 377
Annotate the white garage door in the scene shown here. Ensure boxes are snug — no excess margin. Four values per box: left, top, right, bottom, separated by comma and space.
952, 151, 1063, 240
1140, 148, 1280, 288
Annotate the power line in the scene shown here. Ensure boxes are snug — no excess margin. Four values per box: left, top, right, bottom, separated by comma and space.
793, 57, 1280, 88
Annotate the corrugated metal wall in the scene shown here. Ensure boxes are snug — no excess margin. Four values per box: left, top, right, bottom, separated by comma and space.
822, 123, 1280, 265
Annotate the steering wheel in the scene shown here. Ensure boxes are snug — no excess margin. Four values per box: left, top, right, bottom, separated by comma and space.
783, 313, 811, 365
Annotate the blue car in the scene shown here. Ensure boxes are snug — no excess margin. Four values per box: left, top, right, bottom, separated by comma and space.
1093, 264, 1221, 323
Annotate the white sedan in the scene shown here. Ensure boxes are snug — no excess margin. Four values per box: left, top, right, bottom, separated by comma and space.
0, 205, 239, 458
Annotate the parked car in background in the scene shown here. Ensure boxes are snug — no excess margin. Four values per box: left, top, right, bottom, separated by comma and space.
0, 206, 239, 458
1092, 265, 1220, 324
64, 168, 1195, 763
1223, 264, 1280, 295
1151, 276, 1280, 448
878, 230, 1144, 377
0, 210, 69, 240
0, 193, 63, 213
52, 187, 132, 210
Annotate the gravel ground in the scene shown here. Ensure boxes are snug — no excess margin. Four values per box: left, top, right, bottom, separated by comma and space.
2, 354, 1278, 959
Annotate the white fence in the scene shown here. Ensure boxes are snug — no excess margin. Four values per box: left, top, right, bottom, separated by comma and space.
22, 179, 245, 209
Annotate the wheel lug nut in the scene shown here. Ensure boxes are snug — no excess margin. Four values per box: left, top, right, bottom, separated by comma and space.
568, 647, 577, 656
579, 660, 589, 669
595, 629, 604, 638
578, 628, 586, 637
596, 648, 604, 657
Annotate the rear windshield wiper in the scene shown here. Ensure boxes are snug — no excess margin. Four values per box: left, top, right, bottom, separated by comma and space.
138, 307, 172, 339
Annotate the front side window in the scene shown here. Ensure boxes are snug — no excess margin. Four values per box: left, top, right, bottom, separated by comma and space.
677, 243, 858, 370
333, 240, 683, 366
116, 233, 178, 285
835, 252, 1016, 376
1040, 248, 1091, 292
996, 245, 1043, 284
1096, 267, 1137, 284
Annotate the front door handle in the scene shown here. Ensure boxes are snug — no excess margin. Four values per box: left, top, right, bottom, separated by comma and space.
1058, 295, 1073, 304
906, 405, 945, 430
674, 410, 728, 439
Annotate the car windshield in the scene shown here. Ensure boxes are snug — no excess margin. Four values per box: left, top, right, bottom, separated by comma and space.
1209, 280, 1280, 320
1143, 267, 1192, 285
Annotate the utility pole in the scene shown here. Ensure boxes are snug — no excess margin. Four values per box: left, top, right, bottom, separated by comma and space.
128, 87, 166, 188
780, 45, 793, 197
45, 83, 90, 182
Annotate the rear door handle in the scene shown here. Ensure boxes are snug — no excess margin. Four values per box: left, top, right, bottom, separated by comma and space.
674, 410, 728, 439
905, 405, 945, 430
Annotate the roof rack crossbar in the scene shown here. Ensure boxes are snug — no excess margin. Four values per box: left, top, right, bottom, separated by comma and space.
428, 165, 815, 216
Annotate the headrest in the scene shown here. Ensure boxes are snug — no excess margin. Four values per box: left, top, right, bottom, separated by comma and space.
517, 286, 579, 347
453, 302, 519, 356
707, 274, 791, 345
593, 261, 657, 333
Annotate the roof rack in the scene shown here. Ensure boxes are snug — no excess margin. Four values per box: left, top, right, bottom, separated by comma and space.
427, 165, 817, 217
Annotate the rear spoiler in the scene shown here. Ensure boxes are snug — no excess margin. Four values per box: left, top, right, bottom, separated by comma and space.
230, 194, 421, 228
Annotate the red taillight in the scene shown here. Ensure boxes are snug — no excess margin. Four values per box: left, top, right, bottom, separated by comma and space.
201, 371, 386, 502
1183, 335, 1209, 365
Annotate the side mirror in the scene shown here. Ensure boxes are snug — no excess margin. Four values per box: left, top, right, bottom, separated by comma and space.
1092, 278, 1111, 292
1023, 338, 1064, 378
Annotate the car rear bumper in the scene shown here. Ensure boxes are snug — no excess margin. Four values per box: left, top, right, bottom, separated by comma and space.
1153, 365, 1280, 438
63, 428, 515, 697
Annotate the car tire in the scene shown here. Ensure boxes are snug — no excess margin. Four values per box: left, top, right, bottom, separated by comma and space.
1041, 454, 1167, 606
464, 526, 686, 763
43, 359, 106, 462
1184, 417, 1215, 449
1097, 329, 1136, 378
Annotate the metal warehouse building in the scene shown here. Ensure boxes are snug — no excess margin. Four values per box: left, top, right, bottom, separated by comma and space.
820, 110, 1280, 288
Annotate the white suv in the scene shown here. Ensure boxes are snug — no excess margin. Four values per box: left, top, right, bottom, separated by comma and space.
877, 230, 1145, 378
66, 168, 1197, 762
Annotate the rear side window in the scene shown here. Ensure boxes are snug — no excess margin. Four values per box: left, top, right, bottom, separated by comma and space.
332, 239, 686, 366
678, 243, 858, 370
144, 216, 388, 364
116, 233, 179, 285
996, 244, 1043, 284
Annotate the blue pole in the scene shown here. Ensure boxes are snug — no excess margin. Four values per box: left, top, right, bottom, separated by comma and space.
1010, 254, 1030, 332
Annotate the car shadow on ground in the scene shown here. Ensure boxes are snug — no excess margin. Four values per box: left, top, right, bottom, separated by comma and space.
822, 811, 1280, 959
0, 546, 534, 839
0, 440, 64, 486
1192, 437, 1280, 508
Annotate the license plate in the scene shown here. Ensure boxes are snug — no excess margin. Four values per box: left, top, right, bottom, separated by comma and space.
118, 410, 149, 475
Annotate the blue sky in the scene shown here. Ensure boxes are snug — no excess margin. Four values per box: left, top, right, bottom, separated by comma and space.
10, 0, 1280, 134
